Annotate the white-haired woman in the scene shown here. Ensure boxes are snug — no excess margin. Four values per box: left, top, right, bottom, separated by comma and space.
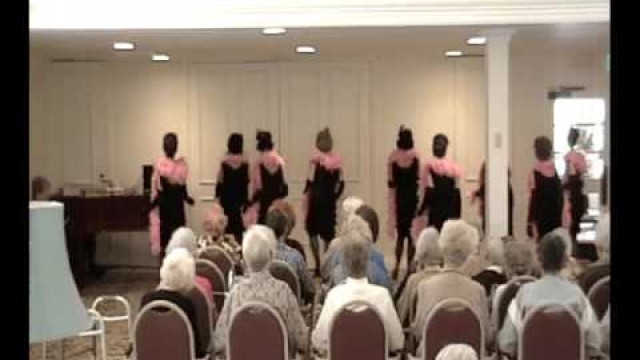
320, 196, 364, 280
412, 220, 491, 354
435, 344, 478, 360
395, 227, 442, 325
214, 225, 308, 357
471, 237, 508, 296
139, 248, 205, 358
165, 226, 214, 301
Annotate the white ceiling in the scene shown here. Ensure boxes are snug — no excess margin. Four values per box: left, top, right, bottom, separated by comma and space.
30, 23, 609, 63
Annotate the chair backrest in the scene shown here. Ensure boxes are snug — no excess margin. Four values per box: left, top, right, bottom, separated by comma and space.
329, 300, 387, 360
587, 275, 610, 320
195, 259, 227, 312
423, 298, 484, 360
519, 303, 583, 360
227, 301, 289, 360
269, 260, 301, 302
495, 275, 537, 331
186, 286, 214, 353
133, 300, 195, 360
199, 246, 235, 285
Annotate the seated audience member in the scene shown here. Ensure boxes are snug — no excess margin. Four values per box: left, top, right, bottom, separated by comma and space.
321, 196, 365, 280
330, 205, 393, 293
270, 199, 307, 261
32, 176, 53, 200
551, 227, 581, 281
312, 229, 404, 354
166, 227, 213, 300
265, 208, 316, 304
578, 212, 610, 293
435, 344, 479, 360
472, 237, 508, 296
396, 227, 442, 326
198, 203, 242, 261
214, 225, 308, 357
491, 239, 536, 330
498, 232, 602, 358
601, 305, 610, 356
412, 220, 491, 354
139, 248, 206, 358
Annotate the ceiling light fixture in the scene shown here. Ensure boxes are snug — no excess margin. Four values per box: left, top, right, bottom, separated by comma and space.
262, 27, 287, 35
113, 41, 135, 51
296, 45, 316, 54
445, 50, 463, 57
151, 53, 170, 62
467, 36, 487, 45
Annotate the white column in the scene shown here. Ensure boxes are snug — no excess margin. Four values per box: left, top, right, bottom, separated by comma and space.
484, 29, 514, 239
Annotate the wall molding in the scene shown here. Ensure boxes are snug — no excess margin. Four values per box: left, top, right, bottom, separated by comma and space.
30, 0, 609, 29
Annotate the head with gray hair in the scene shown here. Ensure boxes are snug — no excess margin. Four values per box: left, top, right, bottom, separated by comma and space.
439, 220, 479, 268
538, 232, 568, 273
551, 227, 573, 258
242, 225, 277, 273
595, 212, 610, 262
435, 344, 478, 360
486, 237, 505, 267
166, 227, 197, 256
341, 229, 370, 279
338, 196, 364, 234
159, 248, 195, 293
265, 208, 288, 242
503, 239, 535, 277
416, 227, 442, 267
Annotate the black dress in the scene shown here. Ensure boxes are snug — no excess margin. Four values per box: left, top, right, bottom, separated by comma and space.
391, 158, 419, 237
256, 164, 288, 224
528, 170, 563, 239
216, 162, 249, 241
156, 176, 188, 256
305, 164, 344, 241
418, 170, 461, 231
475, 177, 514, 236
565, 173, 588, 240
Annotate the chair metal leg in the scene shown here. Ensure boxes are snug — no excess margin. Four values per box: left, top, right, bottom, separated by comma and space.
42, 341, 47, 360
93, 336, 97, 359
61, 338, 65, 360
100, 330, 107, 360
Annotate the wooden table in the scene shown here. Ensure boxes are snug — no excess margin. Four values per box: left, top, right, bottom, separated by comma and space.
55, 194, 150, 289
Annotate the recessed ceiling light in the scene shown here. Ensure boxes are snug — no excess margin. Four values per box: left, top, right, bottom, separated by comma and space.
113, 41, 135, 51
262, 27, 287, 35
467, 36, 487, 45
445, 50, 463, 57
296, 45, 316, 54
152, 53, 170, 62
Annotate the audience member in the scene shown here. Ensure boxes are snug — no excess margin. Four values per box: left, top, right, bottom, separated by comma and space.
199, 203, 242, 261
312, 228, 404, 354
270, 199, 307, 261
498, 232, 602, 357
214, 225, 308, 357
472, 237, 507, 296
412, 220, 491, 354
166, 227, 213, 300
551, 227, 581, 281
321, 196, 364, 279
435, 344, 478, 360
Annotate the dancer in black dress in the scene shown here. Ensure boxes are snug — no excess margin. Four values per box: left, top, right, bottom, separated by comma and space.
527, 136, 564, 242
562, 128, 589, 254
471, 161, 515, 236
246, 130, 288, 225
388, 126, 420, 279
149, 133, 195, 259
304, 128, 344, 276
215, 133, 249, 243
416, 133, 463, 232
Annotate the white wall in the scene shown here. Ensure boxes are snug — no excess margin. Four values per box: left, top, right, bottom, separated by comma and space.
29, 45, 608, 265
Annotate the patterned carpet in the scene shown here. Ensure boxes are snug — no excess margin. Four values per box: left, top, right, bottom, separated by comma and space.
29, 268, 158, 360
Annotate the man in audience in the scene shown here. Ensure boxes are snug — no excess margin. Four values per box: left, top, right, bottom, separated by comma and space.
215, 225, 308, 357
329, 205, 393, 293
312, 228, 404, 354
498, 232, 602, 358
472, 237, 508, 296
321, 196, 364, 280
270, 199, 307, 261
139, 248, 206, 358
578, 211, 610, 293
396, 227, 442, 326
412, 219, 491, 354
166, 227, 213, 300
265, 208, 316, 304
491, 239, 536, 331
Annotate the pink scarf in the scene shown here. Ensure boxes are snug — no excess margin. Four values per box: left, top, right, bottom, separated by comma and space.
421, 158, 463, 189
222, 154, 248, 169
244, 150, 286, 227
149, 156, 189, 256
311, 151, 343, 171
565, 150, 588, 176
